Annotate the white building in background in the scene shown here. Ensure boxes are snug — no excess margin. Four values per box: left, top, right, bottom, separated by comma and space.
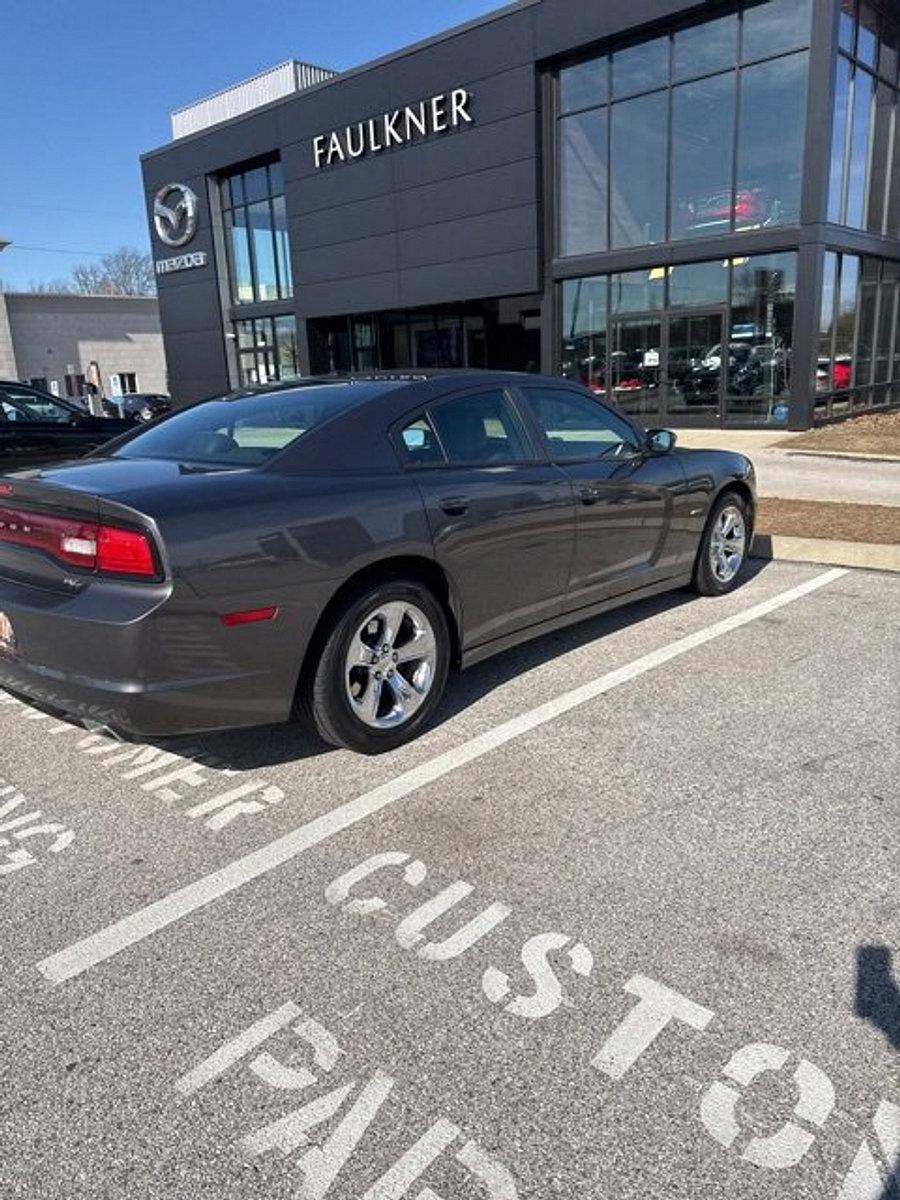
0, 292, 167, 399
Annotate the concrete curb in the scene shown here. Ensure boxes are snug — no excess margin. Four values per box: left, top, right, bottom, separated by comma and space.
751, 533, 900, 572
785, 449, 900, 464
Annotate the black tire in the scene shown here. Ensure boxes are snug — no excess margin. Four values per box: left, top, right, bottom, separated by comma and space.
692, 490, 752, 596
300, 578, 451, 754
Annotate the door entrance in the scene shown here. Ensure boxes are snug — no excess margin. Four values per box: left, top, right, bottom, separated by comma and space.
609, 309, 726, 426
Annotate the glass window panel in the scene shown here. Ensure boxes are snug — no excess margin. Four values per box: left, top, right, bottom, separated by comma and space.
561, 56, 608, 112
268, 160, 284, 196
673, 15, 737, 81
227, 209, 254, 304
874, 271, 895, 382
855, 257, 879, 385
670, 73, 736, 241
611, 38, 669, 99
828, 55, 852, 222
867, 83, 894, 233
610, 91, 667, 247
229, 173, 245, 207
668, 260, 728, 307
834, 254, 859, 409
816, 252, 838, 404
559, 109, 608, 255
728, 253, 796, 416
274, 315, 299, 379
610, 268, 666, 312
561, 277, 608, 394
736, 52, 808, 230
879, 14, 899, 82
235, 319, 255, 350
272, 194, 293, 297
888, 118, 900, 235
846, 67, 874, 227
839, 0, 856, 54
741, 0, 812, 61
243, 167, 269, 204
857, 1, 878, 67
248, 201, 277, 301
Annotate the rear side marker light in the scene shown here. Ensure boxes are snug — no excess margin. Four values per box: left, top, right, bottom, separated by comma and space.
221, 607, 279, 627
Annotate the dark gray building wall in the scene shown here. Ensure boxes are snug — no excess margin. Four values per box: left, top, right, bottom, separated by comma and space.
142, 0, 736, 402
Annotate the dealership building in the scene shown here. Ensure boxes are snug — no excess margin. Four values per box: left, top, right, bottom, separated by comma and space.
141, 0, 900, 429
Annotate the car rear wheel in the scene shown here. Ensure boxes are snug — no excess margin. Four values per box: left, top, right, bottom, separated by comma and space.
692, 491, 751, 596
303, 579, 450, 754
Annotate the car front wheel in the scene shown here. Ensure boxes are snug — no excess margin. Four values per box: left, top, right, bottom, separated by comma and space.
303, 579, 450, 754
693, 491, 751, 596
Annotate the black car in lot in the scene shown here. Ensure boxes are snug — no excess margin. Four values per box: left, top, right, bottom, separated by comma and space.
0, 380, 135, 470
104, 393, 173, 422
0, 371, 755, 753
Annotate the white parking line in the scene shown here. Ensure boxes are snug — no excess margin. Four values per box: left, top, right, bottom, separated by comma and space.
37, 568, 847, 985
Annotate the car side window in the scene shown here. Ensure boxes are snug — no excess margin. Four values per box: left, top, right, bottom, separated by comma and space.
428, 389, 531, 466
398, 416, 444, 465
1, 385, 71, 424
522, 388, 641, 462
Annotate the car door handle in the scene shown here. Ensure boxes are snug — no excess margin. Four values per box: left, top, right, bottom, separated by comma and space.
439, 495, 469, 516
579, 486, 601, 506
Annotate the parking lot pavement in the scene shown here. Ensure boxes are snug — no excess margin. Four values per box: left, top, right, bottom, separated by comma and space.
1, 561, 898, 1200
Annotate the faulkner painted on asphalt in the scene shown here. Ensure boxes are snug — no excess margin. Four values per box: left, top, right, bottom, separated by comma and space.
313, 88, 473, 169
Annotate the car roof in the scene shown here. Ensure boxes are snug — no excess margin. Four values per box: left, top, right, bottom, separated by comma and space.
267, 370, 593, 474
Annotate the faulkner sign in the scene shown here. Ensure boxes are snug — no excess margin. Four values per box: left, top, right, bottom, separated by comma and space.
313, 88, 473, 169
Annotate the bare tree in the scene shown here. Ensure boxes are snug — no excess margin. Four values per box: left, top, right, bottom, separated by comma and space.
70, 247, 156, 297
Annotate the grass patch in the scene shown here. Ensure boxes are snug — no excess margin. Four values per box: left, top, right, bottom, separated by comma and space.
781, 409, 900, 456
756, 498, 900, 545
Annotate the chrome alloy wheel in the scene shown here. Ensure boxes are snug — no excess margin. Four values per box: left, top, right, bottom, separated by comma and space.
709, 503, 747, 584
344, 601, 438, 730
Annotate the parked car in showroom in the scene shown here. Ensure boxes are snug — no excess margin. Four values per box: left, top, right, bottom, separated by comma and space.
105, 393, 172, 422
0, 380, 135, 470
0, 372, 755, 753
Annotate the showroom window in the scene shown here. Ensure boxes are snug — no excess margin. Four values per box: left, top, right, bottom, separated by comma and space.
827, 1, 900, 234
233, 314, 299, 386
557, 0, 812, 255
221, 160, 293, 304
560, 252, 798, 426
816, 251, 900, 416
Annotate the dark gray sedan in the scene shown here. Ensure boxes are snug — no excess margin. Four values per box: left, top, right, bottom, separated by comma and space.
0, 372, 755, 753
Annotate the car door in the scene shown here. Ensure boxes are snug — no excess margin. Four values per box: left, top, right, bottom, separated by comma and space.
396, 386, 574, 650
516, 384, 687, 609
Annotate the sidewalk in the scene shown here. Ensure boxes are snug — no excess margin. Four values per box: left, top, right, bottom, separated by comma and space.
674, 429, 900, 507
673, 428, 900, 571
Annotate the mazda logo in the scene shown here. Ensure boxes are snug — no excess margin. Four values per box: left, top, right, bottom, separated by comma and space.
153, 183, 199, 248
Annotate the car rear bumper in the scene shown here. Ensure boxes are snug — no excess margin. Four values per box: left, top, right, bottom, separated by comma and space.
0, 575, 301, 737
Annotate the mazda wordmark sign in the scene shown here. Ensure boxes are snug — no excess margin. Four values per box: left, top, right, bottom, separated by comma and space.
313, 88, 473, 169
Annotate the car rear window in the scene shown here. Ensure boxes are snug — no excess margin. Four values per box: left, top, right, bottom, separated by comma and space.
111, 383, 380, 467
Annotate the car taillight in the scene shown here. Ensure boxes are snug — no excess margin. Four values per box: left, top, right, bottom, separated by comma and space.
0, 505, 157, 578
97, 525, 157, 576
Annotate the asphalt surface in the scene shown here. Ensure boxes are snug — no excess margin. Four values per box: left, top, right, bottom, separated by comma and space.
1, 561, 898, 1200
738, 450, 900, 507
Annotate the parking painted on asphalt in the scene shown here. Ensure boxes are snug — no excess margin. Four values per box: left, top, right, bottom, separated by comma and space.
0, 561, 897, 1199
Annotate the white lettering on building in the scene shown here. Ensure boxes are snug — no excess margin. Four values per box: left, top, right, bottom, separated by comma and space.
313, 88, 473, 169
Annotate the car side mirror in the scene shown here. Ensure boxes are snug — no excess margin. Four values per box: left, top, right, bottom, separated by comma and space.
647, 428, 676, 454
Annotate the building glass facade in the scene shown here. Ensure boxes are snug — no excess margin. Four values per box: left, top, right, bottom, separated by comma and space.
221, 160, 293, 304
233, 314, 299, 386
554, 0, 900, 427
558, 0, 812, 256
144, 0, 900, 429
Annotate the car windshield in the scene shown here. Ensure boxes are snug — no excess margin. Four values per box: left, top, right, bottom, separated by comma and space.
111, 382, 382, 467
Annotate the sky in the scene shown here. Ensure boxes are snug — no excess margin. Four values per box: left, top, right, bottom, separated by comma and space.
0, 0, 501, 291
